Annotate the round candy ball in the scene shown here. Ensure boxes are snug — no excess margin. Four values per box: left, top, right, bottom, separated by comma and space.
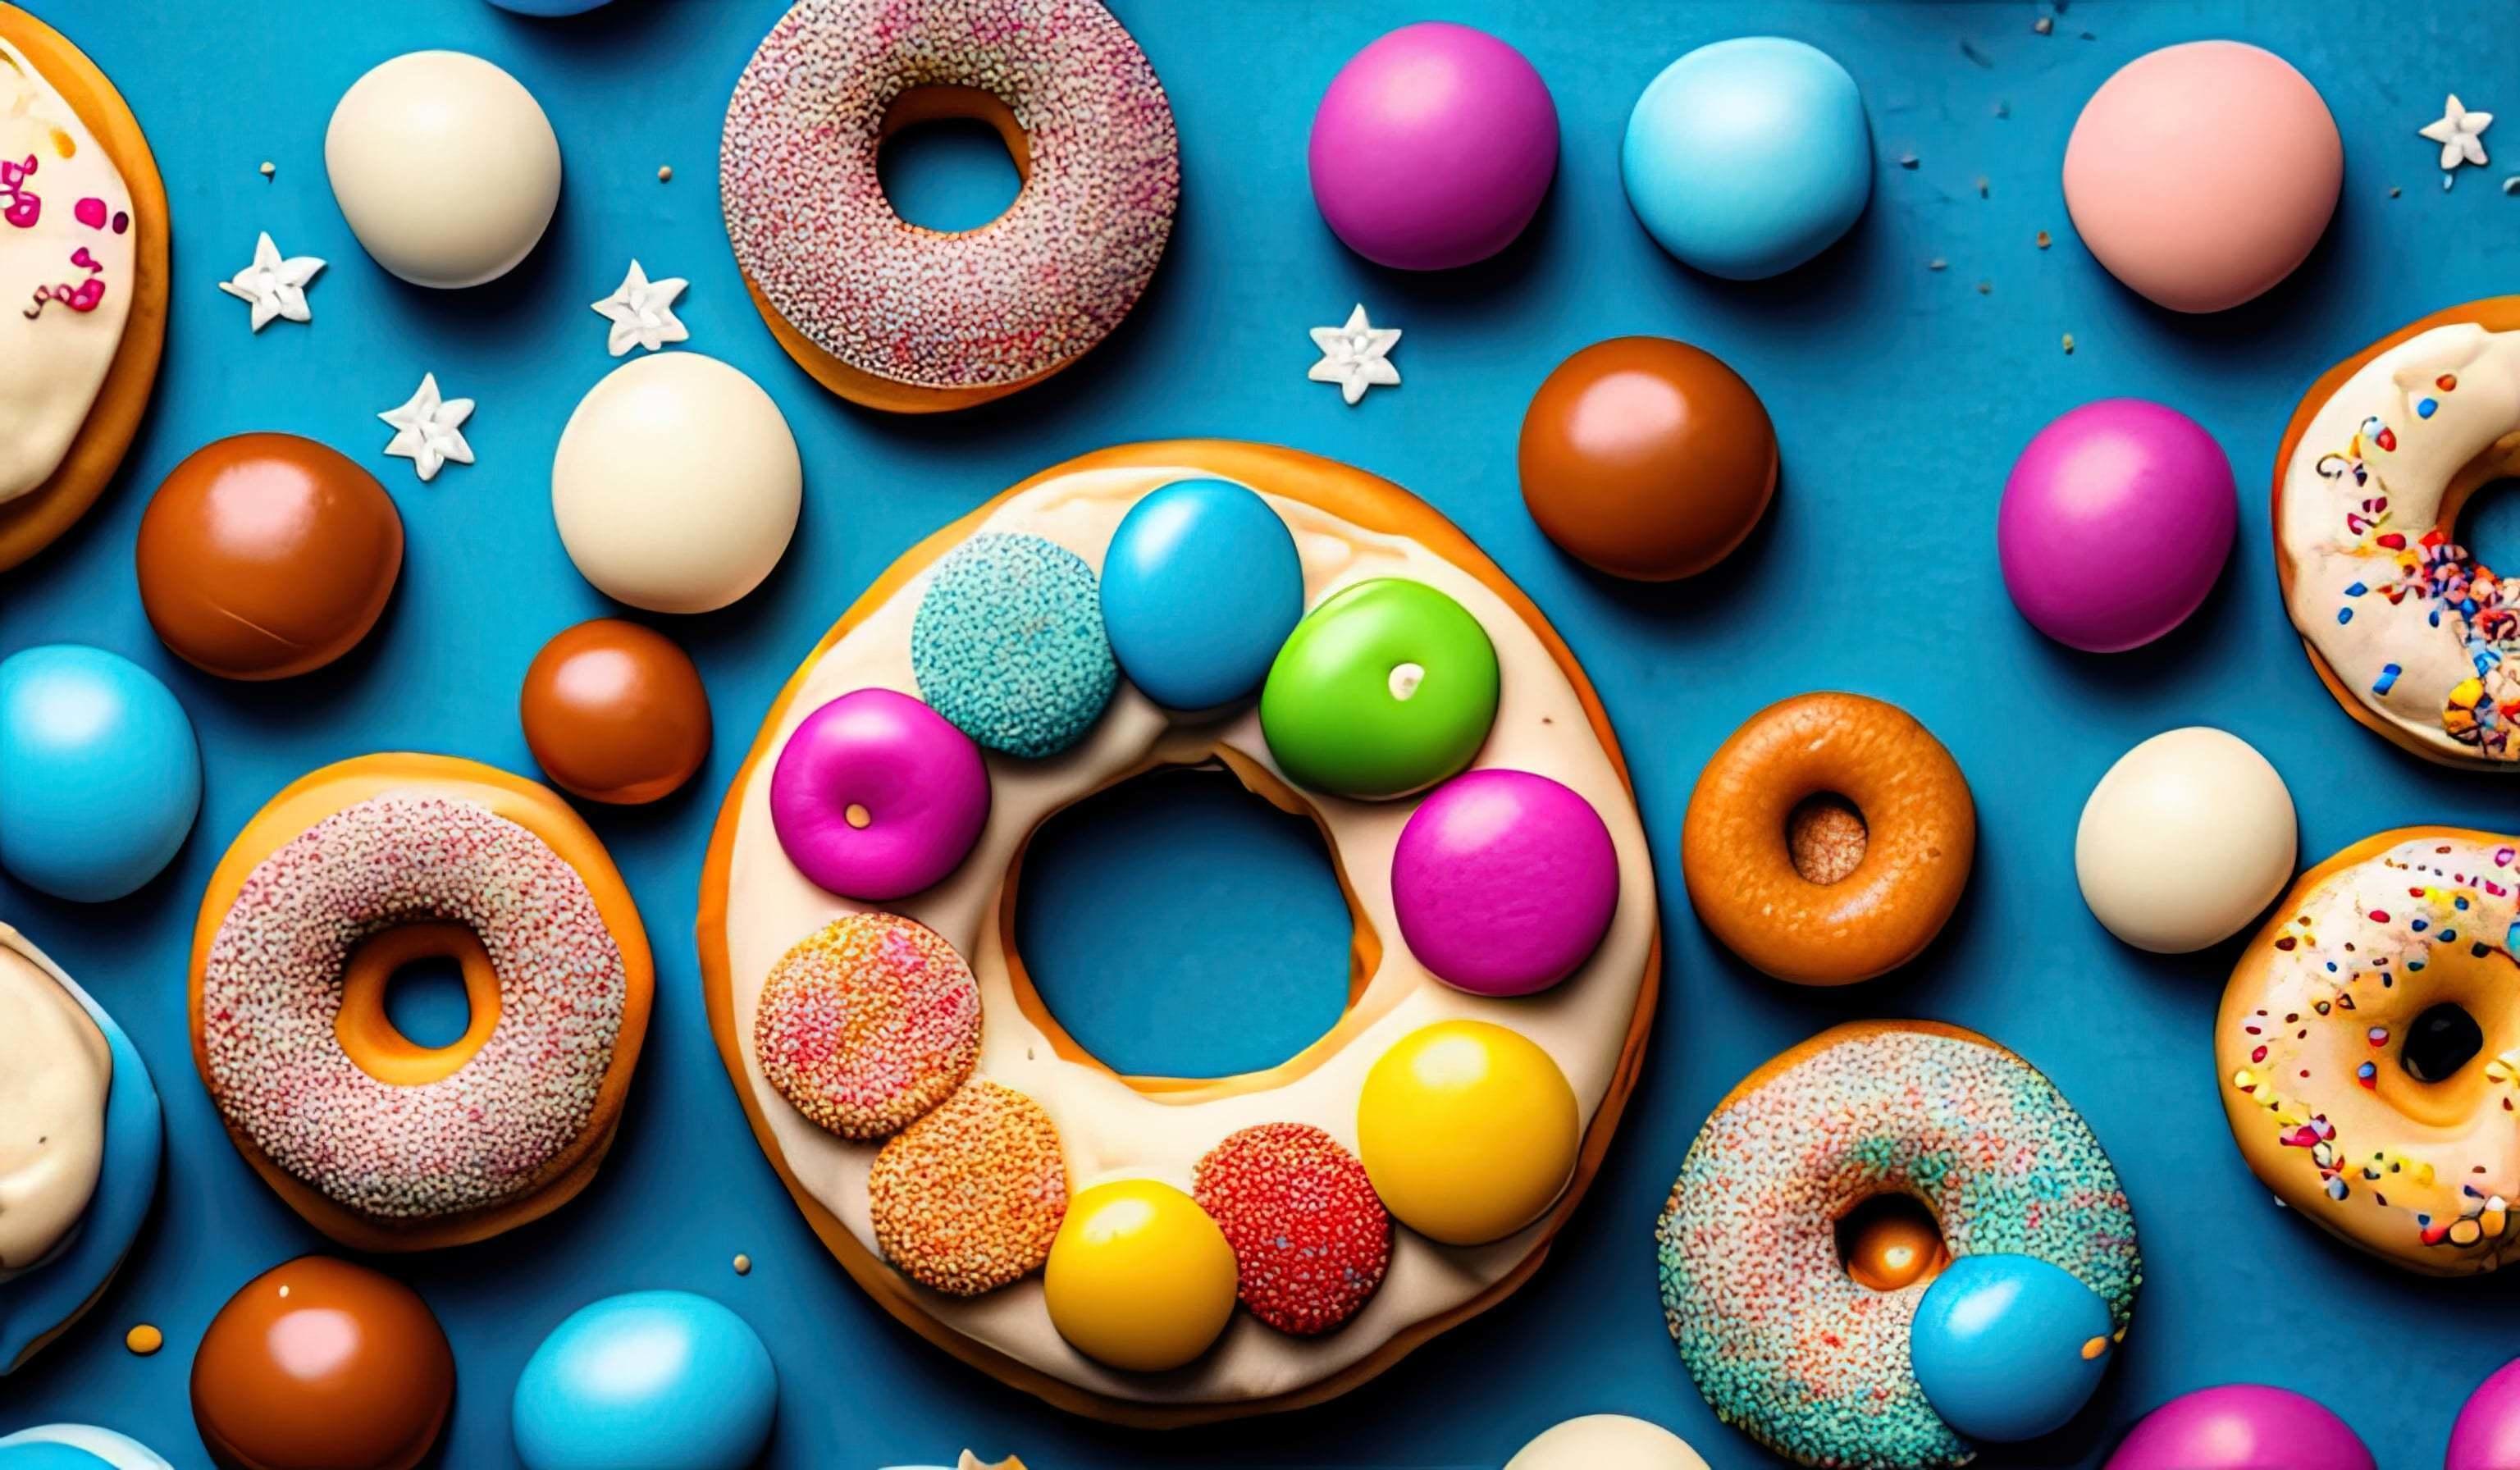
1623, 38, 1872, 280
519, 619, 712, 804
0, 646, 200, 902
1506, 1416, 1711, 1470
1308, 22, 1558, 271
911, 534, 1116, 757
0, 1426, 171, 1470
1102, 479, 1303, 709
1394, 769, 1618, 996
2064, 42, 2340, 313
2449, 1358, 2520, 1470
325, 51, 561, 288
1260, 578, 1499, 799
770, 688, 989, 900
2076, 727, 2295, 953
2105, 1386, 2373, 1470
191, 1257, 454, 1470
1909, 1253, 2113, 1444
513, 1291, 776, 1470
1357, 1019, 1576, 1245
1998, 399, 2235, 652
1839, 1194, 1946, 1292
553, 354, 803, 614
136, 434, 402, 681
1043, 1179, 1238, 1373
1518, 336, 1778, 581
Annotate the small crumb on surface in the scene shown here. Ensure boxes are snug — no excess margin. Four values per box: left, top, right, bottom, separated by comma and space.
2062, 332, 2077, 354
1993, 100, 2010, 119
1976, 176, 1990, 198
1898, 152, 1920, 169
2504, 176, 2520, 195
126, 1324, 162, 1356
733, 1253, 753, 1275
2034, 15, 2054, 34
1928, 258, 1947, 271
257, 161, 274, 179
2036, 230, 2052, 249
2390, 185, 2404, 198
1976, 280, 1993, 294
658, 165, 674, 183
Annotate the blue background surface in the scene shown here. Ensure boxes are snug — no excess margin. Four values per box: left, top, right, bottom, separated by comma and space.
4, 2, 2519, 1466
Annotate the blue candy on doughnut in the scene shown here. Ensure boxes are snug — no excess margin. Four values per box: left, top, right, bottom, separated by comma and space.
513, 1291, 777, 1470
912, 533, 1116, 757
1101, 478, 1303, 710
0, 645, 201, 902
0, 1425, 170, 1469
1909, 1253, 2114, 1444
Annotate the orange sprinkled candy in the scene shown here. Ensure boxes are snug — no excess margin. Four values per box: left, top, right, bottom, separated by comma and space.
870, 1080, 1067, 1296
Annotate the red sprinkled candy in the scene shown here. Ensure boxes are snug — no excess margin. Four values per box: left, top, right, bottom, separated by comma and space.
1194, 1123, 1390, 1336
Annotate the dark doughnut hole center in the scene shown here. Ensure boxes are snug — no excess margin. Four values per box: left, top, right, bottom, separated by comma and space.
1836, 1192, 1947, 1293
2451, 477, 2520, 578
2402, 1002, 2486, 1084
384, 955, 473, 1051
877, 86, 1027, 235
1787, 792, 1868, 885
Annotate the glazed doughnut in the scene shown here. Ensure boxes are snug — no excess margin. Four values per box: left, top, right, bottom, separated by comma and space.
189, 755, 653, 1252
0, 4, 166, 573
2276, 297, 2520, 767
719, 0, 1179, 413
0, 924, 159, 1372
1681, 692, 1975, 985
701, 441, 1659, 1424
1656, 1021, 2141, 1468
2219, 826, 2520, 1273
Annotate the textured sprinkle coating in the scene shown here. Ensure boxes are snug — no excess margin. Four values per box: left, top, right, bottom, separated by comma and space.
870, 1080, 1068, 1295
1194, 1123, 1391, 1336
911, 532, 1116, 756
757, 912, 981, 1140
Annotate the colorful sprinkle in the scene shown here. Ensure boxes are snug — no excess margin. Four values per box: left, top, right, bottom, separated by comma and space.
869, 1080, 1068, 1297
1193, 1123, 1391, 1336
755, 913, 982, 1141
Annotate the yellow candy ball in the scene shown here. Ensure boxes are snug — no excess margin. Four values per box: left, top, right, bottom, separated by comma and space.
1358, 1019, 1578, 1245
1043, 1179, 1238, 1372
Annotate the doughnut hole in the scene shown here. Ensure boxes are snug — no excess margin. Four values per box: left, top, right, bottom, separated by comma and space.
2450, 477, 2520, 582
877, 85, 1027, 234
336, 922, 501, 1085
384, 954, 473, 1050
1787, 792, 1868, 885
2366, 942, 2518, 1130
1836, 1192, 1946, 1292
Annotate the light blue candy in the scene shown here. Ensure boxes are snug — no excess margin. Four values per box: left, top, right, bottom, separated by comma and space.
1909, 1253, 2113, 1444
911, 533, 1116, 757
1101, 479, 1303, 710
1622, 36, 1874, 280
513, 1291, 777, 1470
0, 646, 200, 902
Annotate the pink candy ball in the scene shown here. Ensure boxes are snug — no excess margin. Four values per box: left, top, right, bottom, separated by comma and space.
1997, 398, 2235, 653
2105, 1385, 2372, 1470
2063, 40, 2342, 313
770, 687, 990, 902
1392, 769, 1618, 997
1308, 22, 1559, 271
2449, 1358, 2520, 1470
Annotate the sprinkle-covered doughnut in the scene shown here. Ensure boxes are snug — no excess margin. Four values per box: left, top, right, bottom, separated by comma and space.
1658, 1022, 2139, 1468
870, 1080, 1069, 1296
912, 533, 1116, 758
719, 0, 1180, 413
1193, 1123, 1391, 1337
756, 913, 981, 1140
189, 755, 652, 1251
2220, 827, 2520, 1273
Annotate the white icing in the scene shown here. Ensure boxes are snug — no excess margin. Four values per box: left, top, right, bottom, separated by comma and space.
591, 259, 689, 357
2280, 322, 2520, 763
722, 463, 1656, 1407
0, 927, 110, 1277
0, 38, 136, 504
1307, 304, 1401, 405
378, 372, 475, 482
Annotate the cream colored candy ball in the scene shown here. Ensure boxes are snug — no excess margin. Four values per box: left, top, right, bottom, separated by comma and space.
326, 51, 562, 288
1506, 1415, 1713, 1470
2075, 727, 2296, 952
552, 354, 802, 614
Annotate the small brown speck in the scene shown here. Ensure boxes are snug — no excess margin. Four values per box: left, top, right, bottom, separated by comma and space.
2034, 15, 2055, 34
1976, 281, 1992, 294
658, 165, 674, 183
2062, 332, 2076, 354
1975, 176, 1990, 199
2036, 230, 2052, 249
733, 1253, 752, 1276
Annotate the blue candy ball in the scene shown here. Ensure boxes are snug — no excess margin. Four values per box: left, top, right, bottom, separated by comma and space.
0, 646, 201, 902
513, 1291, 776, 1470
912, 533, 1116, 757
1622, 37, 1874, 280
1909, 1253, 2113, 1443
1101, 479, 1303, 710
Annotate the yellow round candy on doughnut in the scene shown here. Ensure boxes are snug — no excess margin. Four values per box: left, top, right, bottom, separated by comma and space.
1043, 1180, 1237, 1372
1358, 1020, 1577, 1245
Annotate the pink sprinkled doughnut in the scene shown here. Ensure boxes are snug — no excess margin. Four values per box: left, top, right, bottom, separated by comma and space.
189, 755, 653, 1251
719, 0, 1180, 413
756, 912, 982, 1140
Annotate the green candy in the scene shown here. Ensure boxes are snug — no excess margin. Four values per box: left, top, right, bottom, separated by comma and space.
1259, 578, 1500, 798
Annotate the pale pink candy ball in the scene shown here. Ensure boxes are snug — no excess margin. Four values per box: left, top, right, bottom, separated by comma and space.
2062, 40, 2341, 313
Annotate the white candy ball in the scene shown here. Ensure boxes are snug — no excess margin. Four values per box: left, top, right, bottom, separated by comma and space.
2075, 727, 2297, 952
326, 51, 561, 288
1505, 1416, 1712, 1470
552, 354, 801, 614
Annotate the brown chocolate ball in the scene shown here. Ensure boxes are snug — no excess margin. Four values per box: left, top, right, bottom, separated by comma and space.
520, 619, 712, 804
1837, 1194, 1947, 1294
137, 433, 403, 680
1518, 336, 1778, 581
190, 1256, 454, 1470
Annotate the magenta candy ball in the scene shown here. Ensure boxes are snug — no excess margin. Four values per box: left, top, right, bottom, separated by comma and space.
1392, 768, 1618, 996
1997, 398, 2236, 652
1308, 21, 1559, 271
2449, 1358, 2520, 1470
769, 687, 990, 902
2105, 1386, 2373, 1470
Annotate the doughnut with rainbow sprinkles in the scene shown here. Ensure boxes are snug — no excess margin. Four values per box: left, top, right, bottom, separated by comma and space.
701, 440, 1659, 1424
189, 754, 653, 1252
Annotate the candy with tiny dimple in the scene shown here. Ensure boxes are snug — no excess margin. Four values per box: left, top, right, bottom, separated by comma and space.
2104, 1384, 2374, 1469
1101, 478, 1303, 709
512, 1291, 777, 1470
771, 688, 990, 899
1261, 578, 1499, 799
1909, 1253, 2114, 1443
1393, 769, 1618, 996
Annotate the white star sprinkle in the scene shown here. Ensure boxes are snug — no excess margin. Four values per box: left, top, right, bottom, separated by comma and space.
2422, 94, 2494, 171
1308, 304, 1401, 406
378, 373, 475, 483
590, 259, 689, 357
217, 231, 325, 332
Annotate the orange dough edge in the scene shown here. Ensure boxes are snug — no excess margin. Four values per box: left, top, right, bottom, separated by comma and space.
696, 440, 1663, 1426
0, 3, 169, 573
187, 754, 655, 1253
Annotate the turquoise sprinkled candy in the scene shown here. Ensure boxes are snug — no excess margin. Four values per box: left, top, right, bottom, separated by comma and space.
911, 534, 1116, 758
